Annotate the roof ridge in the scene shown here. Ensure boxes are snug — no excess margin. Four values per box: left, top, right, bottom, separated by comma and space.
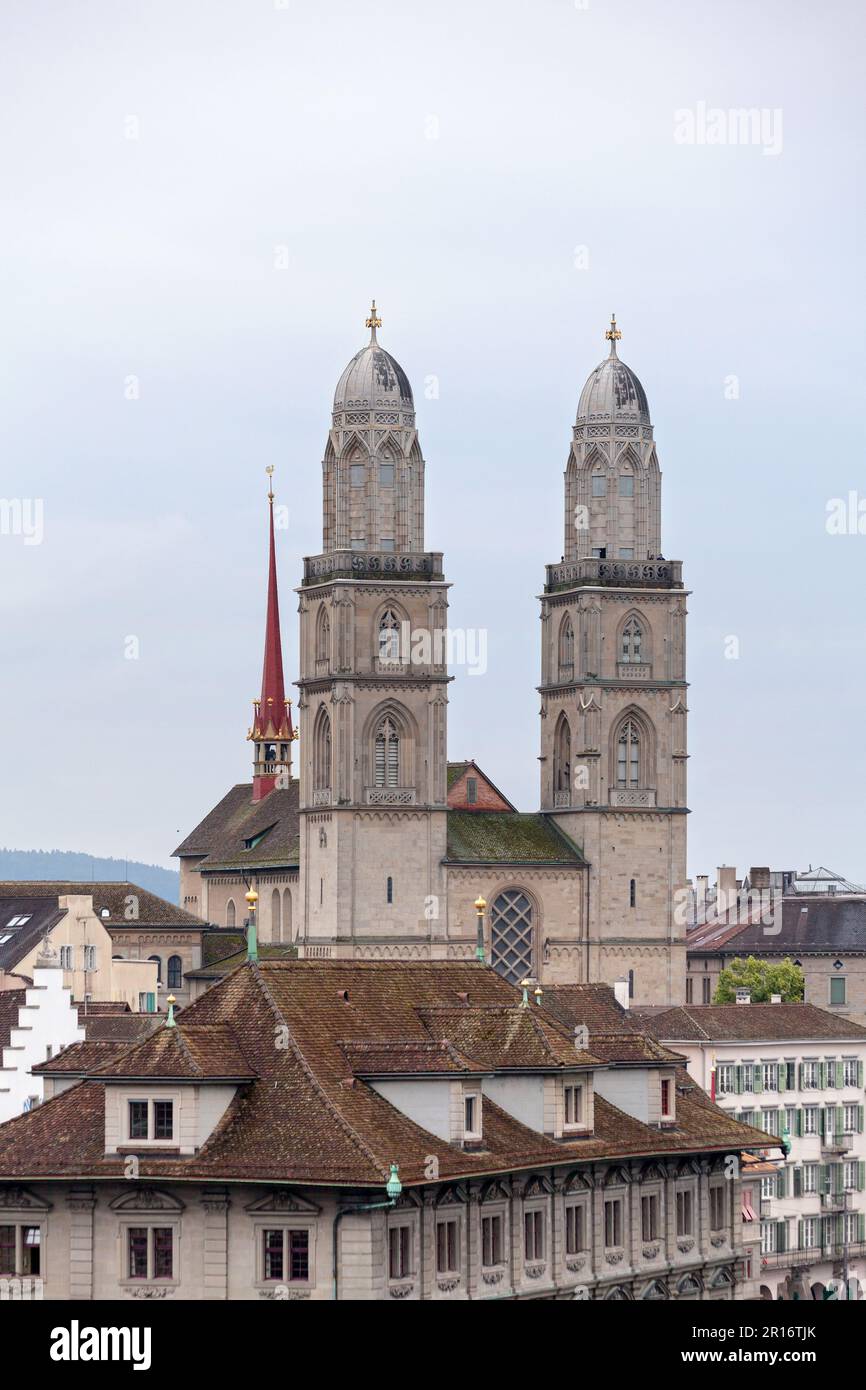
250, 962, 387, 1178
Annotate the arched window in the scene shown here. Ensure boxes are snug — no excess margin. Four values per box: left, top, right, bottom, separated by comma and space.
378, 609, 401, 664
314, 709, 332, 790
558, 615, 574, 675
621, 617, 643, 663
554, 715, 571, 795
617, 719, 641, 788
490, 890, 534, 986
226, 900, 236, 929
167, 955, 182, 989
148, 954, 162, 984
271, 888, 282, 943
374, 716, 399, 787
316, 607, 330, 664
283, 889, 293, 942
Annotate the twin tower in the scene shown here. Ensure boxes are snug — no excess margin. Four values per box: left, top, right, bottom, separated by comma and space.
294, 306, 688, 1004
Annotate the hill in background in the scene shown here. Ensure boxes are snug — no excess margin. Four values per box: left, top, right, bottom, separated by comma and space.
0, 848, 180, 904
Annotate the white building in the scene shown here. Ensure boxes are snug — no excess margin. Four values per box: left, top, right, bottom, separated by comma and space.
635, 1000, 866, 1300
0, 943, 86, 1122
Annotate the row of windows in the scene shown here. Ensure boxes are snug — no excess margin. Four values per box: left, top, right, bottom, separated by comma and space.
387, 1185, 728, 1281
137, 956, 184, 989
736, 1104, 864, 1136
760, 1213, 865, 1255
591, 474, 635, 497
553, 709, 650, 792
350, 460, 396, 487
225, 891, 292, 941
57, 944, 98, 971
717, 1060, 863, 1095
760, 1160, 866, 1199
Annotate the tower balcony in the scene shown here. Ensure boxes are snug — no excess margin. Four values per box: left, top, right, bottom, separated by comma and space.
365, 787, 417, 806
544, 557, 683, 594
609, 788, 657, 808
302, 549, 444, 587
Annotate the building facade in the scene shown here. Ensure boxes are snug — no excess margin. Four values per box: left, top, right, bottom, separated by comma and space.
634, 1002, 866, 1299
0, 959, 772, 1301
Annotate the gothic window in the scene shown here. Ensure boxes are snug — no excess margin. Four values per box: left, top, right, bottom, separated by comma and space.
591, 474, 607, 497
313, 709, 332, 790
620, 617, 643, 663
226, 900, 236, 929
350, 463, 365, 487
554, 715, 571, 794
167, 955, 182, 989
316, 607, 330, 664
619, 474, 634, 497
616, 719, 641, 788
377, 610, 401, 663
490, 890, 534, 986
272, 888, 282, 943
374, 717, 399, 787
379, 459, 395, 486
558, 616, 574, 675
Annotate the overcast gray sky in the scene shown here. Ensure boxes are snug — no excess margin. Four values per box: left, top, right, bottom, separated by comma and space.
1, 0, 864, 884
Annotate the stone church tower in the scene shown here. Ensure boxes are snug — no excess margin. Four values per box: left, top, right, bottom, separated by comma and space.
296, 304, 450, 953
539, 317, 688, 1004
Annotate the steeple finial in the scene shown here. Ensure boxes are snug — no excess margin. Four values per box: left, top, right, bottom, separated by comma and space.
266, 463, 275, 503
365, 298, 382, 343
605, 313, 622, 357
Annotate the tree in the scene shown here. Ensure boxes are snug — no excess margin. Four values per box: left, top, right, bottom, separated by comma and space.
714, 956, 804, 1004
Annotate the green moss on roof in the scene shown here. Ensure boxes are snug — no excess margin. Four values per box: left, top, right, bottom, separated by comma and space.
445, 812, 584, 865
447, 762, 470, 791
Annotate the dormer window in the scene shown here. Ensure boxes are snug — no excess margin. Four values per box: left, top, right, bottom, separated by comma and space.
564, 1082, 585, 1130
463, 1092, 482, 1142
126, 1098, 174, 1144
660, 1077, 675, 1124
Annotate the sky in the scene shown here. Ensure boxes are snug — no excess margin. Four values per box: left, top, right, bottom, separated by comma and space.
0, 0, 864, 883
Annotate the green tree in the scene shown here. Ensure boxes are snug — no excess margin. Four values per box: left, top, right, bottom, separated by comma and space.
713, 956, 804, 1004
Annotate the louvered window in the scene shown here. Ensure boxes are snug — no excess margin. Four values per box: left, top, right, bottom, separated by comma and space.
374, 718, 399, 787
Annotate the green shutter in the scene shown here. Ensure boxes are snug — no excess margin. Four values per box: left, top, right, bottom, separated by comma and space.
754, 1064, 763, 1093
793, 1166, 803, 1197
735, 1065, 743, 1095
796, 1108, 804, 1137
858, 1161, 865, 1191
778, 1220, 787, 1254
797, 1218, 804, 1250
836, 1061, 844, 1090
820, 1062, 827, 1089
777, 1169, 787, 1199
859, 1214, 865, 1242
858, 1061, 864, 1088
798, 1062, 804, 1089
145, 992, 155, 1013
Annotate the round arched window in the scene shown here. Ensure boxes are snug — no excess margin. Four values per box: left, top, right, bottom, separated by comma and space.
490, 890, 534, 985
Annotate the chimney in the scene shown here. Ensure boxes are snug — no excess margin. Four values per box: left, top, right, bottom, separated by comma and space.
735, 987, 751, 1005
717, 865, 738, 922
613, 978, 630, 1010
750, 866, 771, 891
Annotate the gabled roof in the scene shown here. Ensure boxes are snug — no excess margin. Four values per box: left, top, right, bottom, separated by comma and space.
633, 1002, 866, 1043
445, 812, 585, 865
0, 883, 201, 931
446, 761, 516, 811
0, 960, 774, 1187
173, 782, 299, 871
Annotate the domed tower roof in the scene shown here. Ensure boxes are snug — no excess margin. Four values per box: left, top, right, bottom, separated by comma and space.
333, 300, 414, 413
576, 315, 650, 424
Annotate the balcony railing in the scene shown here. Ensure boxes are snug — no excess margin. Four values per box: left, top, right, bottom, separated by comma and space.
365, 787, 417, 806
303, 550, 444, 586
545, 557, 683, 593
821, 1134, 852, 1155
609, 788, 657, 808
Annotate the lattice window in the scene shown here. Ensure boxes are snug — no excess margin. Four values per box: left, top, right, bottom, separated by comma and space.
620, 617, 643, 663
490, 891, 534, 985
617, 719, 640, 788
378, 610, 401, 663
374, 717, 399, 787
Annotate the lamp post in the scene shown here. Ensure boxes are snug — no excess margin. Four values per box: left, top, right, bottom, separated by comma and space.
474, 896, 487, 963
332, 1164, 402, 1300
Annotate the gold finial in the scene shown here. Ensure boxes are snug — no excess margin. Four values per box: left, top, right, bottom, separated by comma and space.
365, 299, 382, 340
605, 313, 622, 355
266, 464, 275, 502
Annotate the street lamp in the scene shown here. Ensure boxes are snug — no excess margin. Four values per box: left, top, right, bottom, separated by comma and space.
245, 888, 259, 963
474, 896, 487, 962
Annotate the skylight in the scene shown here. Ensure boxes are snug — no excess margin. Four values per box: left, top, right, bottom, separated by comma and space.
6, 914, 32, 927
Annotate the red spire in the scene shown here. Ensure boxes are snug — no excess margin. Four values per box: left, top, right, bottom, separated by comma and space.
249, 472, 293, 802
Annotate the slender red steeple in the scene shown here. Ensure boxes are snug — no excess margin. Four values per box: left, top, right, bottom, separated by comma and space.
248, 467, 294, 802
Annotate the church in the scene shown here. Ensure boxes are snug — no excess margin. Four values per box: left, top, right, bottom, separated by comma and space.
175, 307, 688, 1005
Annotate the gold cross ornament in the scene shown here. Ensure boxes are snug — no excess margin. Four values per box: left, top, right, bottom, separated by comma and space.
605, 313, 622, 344
365, 299, 382, 331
